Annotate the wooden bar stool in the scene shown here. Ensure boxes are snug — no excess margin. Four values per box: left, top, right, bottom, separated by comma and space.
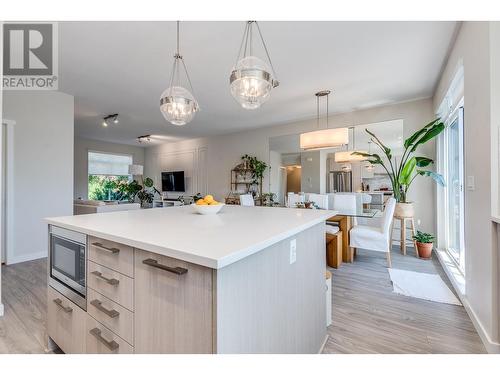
391, 216, 418, 257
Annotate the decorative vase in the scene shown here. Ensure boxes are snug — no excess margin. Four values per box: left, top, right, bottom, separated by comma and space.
395, 202, 414, 218
416, 242, 433, 259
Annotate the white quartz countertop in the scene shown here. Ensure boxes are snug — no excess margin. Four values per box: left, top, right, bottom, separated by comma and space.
46, 205, 337, 269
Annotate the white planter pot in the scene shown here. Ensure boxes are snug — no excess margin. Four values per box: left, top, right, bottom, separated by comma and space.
395, 202, 414, 218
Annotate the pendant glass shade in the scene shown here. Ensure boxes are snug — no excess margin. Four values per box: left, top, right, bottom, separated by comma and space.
230, 21, 279, 110
230, 56, 277, 110
160, 21, 199, 126
160, 86, 199, 126
300, 128, 349, 150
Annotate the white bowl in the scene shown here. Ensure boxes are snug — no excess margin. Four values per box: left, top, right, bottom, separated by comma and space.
191, 203, 225, 215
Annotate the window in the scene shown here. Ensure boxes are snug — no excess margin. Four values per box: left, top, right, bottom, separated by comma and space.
88, 151, 133, 201
436, 67, 465, 272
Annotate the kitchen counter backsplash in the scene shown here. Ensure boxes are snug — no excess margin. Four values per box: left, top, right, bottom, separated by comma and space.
362, 175, 392, 191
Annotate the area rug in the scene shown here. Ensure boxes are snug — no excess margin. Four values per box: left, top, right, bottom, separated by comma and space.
388, 268, 461, 305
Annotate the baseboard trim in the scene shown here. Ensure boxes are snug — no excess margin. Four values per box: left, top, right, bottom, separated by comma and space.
7, 251, 47, 265
435, 249, 500, 353
318, 334, 329, 354
0, 303, 4, 317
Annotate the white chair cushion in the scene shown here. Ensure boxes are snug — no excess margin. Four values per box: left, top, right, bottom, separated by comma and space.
325, 225, 340, 235
349, 225, 388, 252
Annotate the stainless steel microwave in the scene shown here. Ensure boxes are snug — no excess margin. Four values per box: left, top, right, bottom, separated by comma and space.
49, 226, 87, 310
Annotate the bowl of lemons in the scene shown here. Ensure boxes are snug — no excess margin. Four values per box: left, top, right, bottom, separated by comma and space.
191, 195, 225, 215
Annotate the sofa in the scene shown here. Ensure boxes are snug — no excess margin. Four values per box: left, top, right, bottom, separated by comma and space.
73, 199, 141, 215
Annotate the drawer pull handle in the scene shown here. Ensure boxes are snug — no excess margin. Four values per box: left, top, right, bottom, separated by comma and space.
89, 327, 119, 351
91, 271, 120, 285
90, 299, 120, 318
53, 298, 73, 313
143, 258, 188, 275
92, 242, 120, 254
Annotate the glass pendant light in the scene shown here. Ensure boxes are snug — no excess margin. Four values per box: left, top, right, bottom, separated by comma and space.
230, 21, 279, 109
160, 21, 199, 126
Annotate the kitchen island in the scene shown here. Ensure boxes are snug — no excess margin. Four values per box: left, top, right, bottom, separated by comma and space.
46, 205, 335, 354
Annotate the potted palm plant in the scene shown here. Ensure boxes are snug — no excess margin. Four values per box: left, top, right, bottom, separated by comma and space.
353, 118, 445, 217
412, 231, 435, 259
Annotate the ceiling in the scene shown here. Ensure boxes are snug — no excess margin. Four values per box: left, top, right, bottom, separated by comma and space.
58, 21, 457, 147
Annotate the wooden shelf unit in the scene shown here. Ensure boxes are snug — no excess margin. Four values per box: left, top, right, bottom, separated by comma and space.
229, 167, 263, 206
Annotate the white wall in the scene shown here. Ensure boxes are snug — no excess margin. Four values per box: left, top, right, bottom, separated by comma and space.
74, 137, 145, 199
145, 98, 435, 233
0, 20, 4, 315
300, 151, 321, 193
2, 91, 74, 265
433, 21, 499, 352
268, 150, 282, 203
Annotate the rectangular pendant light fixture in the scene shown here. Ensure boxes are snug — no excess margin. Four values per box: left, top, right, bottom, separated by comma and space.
334, 150, 367, 163
299, 128, 349, 150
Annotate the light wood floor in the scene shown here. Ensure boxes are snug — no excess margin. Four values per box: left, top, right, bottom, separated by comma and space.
0, 249, 486, 354
323, 246, 486, 354
0, 258, 49, 353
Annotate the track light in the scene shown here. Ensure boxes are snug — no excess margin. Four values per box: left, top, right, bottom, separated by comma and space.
102, 114, 119, 127
137, 135, 152, 143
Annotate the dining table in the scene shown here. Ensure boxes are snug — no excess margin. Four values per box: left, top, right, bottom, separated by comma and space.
326, 205, 383, 263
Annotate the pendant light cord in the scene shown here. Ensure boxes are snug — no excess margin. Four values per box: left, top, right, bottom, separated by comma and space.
166, 21, 197, 100
326, 94, 329, 128
176, 21, 180, 56
233, 21, 279, 83
316, 95, 319, 129
255, 21, 279, 82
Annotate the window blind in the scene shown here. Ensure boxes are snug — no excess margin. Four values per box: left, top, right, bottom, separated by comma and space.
88, 151, 133, 176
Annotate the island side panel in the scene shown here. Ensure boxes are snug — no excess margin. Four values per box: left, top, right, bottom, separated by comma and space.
215, 222, 326, 353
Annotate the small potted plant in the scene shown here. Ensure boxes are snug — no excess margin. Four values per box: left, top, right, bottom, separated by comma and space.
412, 231, 435, 259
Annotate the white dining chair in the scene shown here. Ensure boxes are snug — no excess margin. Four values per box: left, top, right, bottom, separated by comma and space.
349, 198, 397, 268
307, 193, 329, 209
287, 193, 304, 208
332, 193, 358, 225
239, 194, 255, 207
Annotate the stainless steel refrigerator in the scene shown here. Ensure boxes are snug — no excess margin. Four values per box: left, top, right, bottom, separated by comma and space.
329, 171, 352, 193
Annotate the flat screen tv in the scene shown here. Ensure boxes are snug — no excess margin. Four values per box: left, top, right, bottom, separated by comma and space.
161, 171, 185, 192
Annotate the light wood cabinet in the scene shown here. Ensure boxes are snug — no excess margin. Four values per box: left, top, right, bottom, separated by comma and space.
87, 288, 134, 345
134, 249, 214, 353
47, 287, 86, 354
87, 261, 134, 311
88, 236, 134, 278
86, 315, 134, 354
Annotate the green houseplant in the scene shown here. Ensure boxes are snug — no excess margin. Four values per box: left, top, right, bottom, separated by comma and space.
353, 118, 445, 217
126, 177, 161, 208
412, 230, 435, 259
241, 154, 268, 184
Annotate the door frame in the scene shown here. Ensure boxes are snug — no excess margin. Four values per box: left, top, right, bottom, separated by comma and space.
1, 119, 15, 265
442, 101, 466, 272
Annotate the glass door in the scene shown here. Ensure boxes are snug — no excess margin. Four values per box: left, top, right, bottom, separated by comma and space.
444, 106, 465, 271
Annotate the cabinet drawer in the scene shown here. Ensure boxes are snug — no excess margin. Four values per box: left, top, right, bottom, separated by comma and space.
88, 261, 134, 311
86, 315, 134, 354
88, 237, 134, 277
87, 288, 134, 345
134, 249, 213, 353
47, 287, 86, 354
